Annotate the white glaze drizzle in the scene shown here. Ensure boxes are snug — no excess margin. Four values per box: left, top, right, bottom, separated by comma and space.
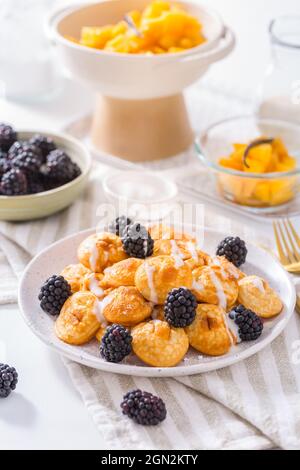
162, 227, 172, 240
170, 240, 185, 267
145, 262, 158, 304
221, 312, 236, 346
209, 269, 227, 310
89, 274, 104, 298
226, 262, 240, 280
192, 279, 204, 292
103, 250, 109, 263
93, 295, 112, 326
226, 316, 241, 344
250, 276, 265, 294
103, 265, 113, 275
88, 238, 99, 271
186, 242, 198, 262
211, 257, 228, 279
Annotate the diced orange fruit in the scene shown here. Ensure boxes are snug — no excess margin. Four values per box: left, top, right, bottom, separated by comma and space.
218, 137, 297, 206
74, 1, 206, 54
80, 26, 114, 49
244, 144, 273, 173
219, 158, 243, 171
143, 1, 171, 19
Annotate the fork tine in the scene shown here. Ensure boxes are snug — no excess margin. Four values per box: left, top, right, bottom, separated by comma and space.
296, 295, 300, 315
287, 219, 300, 250
278, 220, 298, 263
284, 219, 300, 262
273, 221, 290, 265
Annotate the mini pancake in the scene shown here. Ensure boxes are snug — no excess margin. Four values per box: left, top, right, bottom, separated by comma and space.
135, 255, 193, 305
238, 275, 283, 318
192, 265, 238, 310
100, 258, 143, 289
77, 232, 127, 273
101, 286, 152, 326
185, 304, 234, 356
132, 320, 189, 367
55, 291, 102, 345
60, 263, 91, 293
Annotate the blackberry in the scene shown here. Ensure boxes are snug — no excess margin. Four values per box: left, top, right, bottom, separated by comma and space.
27, 174, 45, 194
8, 141, 42, 160
11, 150, 43, 174
0, 124, 17, 152
43, 150, 81, 183
229, 304, 263, 341
0, 364, 18, 398
1, 168, 28, 196
38, 275, 71, 316
0, 154, 11, 176
108, 215, 132, 237
164, 287, 197, 327
216, 236, 247, 267
29, 134, 56, 159
0, 150, 7, 160
100, 324, 132, 363
122, 223, 154, 259
43, 179, 61, 192
121, 389, 167, 425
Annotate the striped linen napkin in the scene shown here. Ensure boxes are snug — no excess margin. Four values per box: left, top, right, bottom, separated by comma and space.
0, 162, 299, 450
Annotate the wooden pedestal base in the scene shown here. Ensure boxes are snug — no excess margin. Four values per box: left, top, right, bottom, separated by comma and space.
91, 94, 194, 162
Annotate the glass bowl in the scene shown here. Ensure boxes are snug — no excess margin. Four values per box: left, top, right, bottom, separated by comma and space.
103, 170, 178, 221
195, 116, 300, 210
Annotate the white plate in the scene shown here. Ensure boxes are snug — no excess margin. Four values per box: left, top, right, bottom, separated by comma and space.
18, 227, 296, 377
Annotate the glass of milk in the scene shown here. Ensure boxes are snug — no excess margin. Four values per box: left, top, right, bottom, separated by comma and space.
257, 17, 300, 124
0, 0, 61, 102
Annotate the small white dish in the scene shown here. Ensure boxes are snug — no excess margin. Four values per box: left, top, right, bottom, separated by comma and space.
0, 130, 91, 221
18, 225, 296, 377
103, 170, 178, 220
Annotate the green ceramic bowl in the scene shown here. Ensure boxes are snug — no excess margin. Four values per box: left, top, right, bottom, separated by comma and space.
0, 130, 91, 221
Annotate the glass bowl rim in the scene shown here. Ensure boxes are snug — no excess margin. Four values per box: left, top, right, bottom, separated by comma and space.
194, 114, 300, 180
103, 170, 178, 204
269, 15, 300, 50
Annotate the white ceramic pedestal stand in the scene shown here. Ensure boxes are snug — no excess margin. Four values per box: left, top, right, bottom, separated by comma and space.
48, 0, 235, 161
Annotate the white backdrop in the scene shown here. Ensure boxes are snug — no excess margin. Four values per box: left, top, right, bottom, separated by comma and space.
0, 0, 299, 451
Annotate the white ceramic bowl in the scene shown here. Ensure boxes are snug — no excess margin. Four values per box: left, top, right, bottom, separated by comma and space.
47, 0, 235, 99
0, 131, 91, 221
19, 225, 296, 377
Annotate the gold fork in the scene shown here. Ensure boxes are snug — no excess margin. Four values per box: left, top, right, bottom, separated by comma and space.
273, 219, 300, 274
273, 219, 300, 314
296, 296, 300, 314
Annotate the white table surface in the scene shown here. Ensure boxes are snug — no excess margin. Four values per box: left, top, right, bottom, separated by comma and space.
0, 0, 299, 450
